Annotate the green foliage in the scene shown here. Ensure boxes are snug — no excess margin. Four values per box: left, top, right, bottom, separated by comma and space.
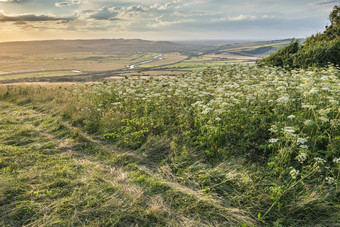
258, 6, 340, 68
1, 64, 340, 226
257, 40, 299, 68
292, 39, 340, 67
104, 117, 149, 148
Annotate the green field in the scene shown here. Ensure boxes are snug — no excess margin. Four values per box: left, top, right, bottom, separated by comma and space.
163, 59, 247, 69
0, 71, 82, 81
1, 64, 339, 226
0, 39, 292, 83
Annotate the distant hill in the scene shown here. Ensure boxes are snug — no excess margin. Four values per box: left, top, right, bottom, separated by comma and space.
0, 39, 194, 56
212, 39, 294, 58
0, 38, 294, 58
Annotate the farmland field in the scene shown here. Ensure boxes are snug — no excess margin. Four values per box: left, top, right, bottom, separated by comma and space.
0, 39, 292, 83
1, 64, 339, 226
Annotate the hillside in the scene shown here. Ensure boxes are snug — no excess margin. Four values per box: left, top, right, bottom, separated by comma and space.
0, 39, 192, 56
1, 65, 339, 226
215, 39, 293, 57
258, 6, 340, 68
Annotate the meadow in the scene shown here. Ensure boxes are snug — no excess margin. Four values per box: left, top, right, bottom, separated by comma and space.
0, 64, 339, 226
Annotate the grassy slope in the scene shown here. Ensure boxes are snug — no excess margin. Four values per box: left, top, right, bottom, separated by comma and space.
1, 64, 339, 226
0, 101, 254, 226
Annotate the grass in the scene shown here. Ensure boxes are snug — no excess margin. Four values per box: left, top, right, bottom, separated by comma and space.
1, 64, 339, 226
0, 100, 254, 226
136, 53, 187, 68
0, 71, 82, 81
153, 60, 248, 72
0, 53, 162, 75
0, 52, 189, 83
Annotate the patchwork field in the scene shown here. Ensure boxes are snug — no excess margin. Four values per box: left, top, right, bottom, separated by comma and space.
0, 39, 292, 83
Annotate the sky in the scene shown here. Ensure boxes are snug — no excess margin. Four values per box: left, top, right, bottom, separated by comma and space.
0, 0, 338, 42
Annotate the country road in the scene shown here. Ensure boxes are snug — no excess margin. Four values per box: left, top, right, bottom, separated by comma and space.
127, 54, 163, 69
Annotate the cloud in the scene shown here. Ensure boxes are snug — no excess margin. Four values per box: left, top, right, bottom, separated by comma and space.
157, 3, 170, 10
82, 10, 95, 14
13, 21, 26, 25
0, 13, 78, 22
220, 14, 257, 21
86, 5, 148, 21
55, 0, 81, 7
262, 15, 275, 19
145, 14, 194, 30
88, 6, 119, 20
147, 19, 192, 29
0, 0, 25, 2
315, 0, 340, 4
126, 5, 148, 12
150, 1, 181, 11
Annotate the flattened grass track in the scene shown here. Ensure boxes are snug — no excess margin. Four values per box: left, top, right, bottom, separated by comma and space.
0, 101, 255, 226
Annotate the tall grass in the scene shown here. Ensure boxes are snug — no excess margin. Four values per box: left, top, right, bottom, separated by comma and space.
1, 64, 339, 226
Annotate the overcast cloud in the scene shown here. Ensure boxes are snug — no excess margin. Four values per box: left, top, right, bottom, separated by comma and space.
0, 0, 337, 41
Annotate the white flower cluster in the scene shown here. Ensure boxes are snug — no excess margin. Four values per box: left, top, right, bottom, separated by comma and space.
296, 152, 307, 163
72, 64, 340, 173
268, 138, 279, 143
325, 177, 336, 184
314, 157, 326, 165
290, 168, 300, 179
297, 137, 308, 144
333, 158, 340, 164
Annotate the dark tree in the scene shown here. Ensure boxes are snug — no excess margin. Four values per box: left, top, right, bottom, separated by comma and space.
257, 6, 340, 68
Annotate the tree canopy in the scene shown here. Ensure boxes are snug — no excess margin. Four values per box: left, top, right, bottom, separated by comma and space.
257, 6, 339, 68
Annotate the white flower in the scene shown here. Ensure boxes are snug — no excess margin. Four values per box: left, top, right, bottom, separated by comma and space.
215, 117, 221, 121
300, 145, 308, 149
304, 120, 314, 126
192, 101, 203, 106
202, 108, 212, 114
276, 86, 286, 91
269, 125, 278, 133
319, 117, 329, 123
302, 104, 317, 109
284, 127, 295, 133
318, 109, 331, 116
277, 96, 290, 103
296, 152, 307, 163
297, 137, 308, 144
226, 172, 236, 180
283, 127, 296, 136
325, 177, 336, 184
288, 115, 296, 119
290, 168, 300, 179
268, 138, 279, 143
333, 158, 340, 164
309, 89, 319, 94
330, 119, 340, 126
314, 157, 326, 165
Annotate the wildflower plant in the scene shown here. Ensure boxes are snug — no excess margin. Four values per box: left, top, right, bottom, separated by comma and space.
2, 64, 339, 225
62, 65, 340, 170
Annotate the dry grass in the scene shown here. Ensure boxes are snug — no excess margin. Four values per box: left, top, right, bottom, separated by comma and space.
0, 99, 256, 226
205, 53, 258, 60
